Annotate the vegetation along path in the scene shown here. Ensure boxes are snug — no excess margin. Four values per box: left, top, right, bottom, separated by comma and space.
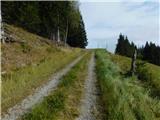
2, 55, 84, 120
76, 52, 100, 120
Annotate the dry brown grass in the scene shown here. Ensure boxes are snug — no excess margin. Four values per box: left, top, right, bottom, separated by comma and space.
2, 24, 82, 72
22, 52, 91, 120
1, 24, 83, 113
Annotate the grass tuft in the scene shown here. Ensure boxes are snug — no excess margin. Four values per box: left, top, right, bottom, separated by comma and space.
22, 52, 91, 120
95, 49, 160, 120
1, 24, 83, 113
111, 53, 160, 98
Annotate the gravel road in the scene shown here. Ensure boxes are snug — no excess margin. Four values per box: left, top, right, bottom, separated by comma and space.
2, 55, 83, 120
76, 53, 100, 120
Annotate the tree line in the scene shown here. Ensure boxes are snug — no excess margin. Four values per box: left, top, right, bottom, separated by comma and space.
115, 34, 160, 66
115, 33, 136, 58
1, 1, 87, 48
138, 42, 160, 66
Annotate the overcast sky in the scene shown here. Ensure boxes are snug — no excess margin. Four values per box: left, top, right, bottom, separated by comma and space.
79, 0, 159, 52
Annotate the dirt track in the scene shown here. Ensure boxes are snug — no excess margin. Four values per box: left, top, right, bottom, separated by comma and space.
76, 53, 100, 120
2, 55, 83, 120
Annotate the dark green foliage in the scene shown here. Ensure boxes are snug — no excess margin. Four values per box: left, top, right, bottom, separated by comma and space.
115, 33, 160, 66
115, 33, 136, 57
141, 42, 160, 66
1, 1, 87, 48
46, 92, 65, 112
137, 42, 160, 66
21, 43, 31, 53
136, 61, 160, 98
67, 15, 88, 48
136, 62, 152, 82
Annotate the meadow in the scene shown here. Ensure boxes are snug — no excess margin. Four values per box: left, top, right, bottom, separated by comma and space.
2, 24, 160, 120
111, 53, 160, 98
95, 50, 160, 120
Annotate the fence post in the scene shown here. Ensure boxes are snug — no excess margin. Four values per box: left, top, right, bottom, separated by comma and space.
131, 48, 137, 76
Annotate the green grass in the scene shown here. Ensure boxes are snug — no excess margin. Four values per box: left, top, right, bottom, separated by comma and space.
1, 24, 83, 113
111, 54, 160, 98
110, 54, 131, 73
21, 52, 91, 120
95, 49, 160, 120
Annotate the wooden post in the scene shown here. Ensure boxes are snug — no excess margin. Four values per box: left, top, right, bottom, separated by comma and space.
1, 22, 5, 44
131, 48, 137, 76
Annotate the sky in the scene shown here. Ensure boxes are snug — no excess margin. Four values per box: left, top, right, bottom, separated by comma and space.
79, 0, 159, 53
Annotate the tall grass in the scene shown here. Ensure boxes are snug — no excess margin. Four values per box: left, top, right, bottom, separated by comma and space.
136, 62, 160, 98
111, 54, 160, 98
2, 24, 85, 114
95, 50, 160, 120
21, 53, 90, 120
2, 49, 82, 113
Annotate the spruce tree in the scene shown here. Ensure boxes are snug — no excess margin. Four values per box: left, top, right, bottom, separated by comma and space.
1, 1, 88, 48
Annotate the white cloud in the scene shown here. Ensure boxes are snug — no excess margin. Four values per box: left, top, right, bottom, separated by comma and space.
79, 0, 159, 3
80, 1, 159, 52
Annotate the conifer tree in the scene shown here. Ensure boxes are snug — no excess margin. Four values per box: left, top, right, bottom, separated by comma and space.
1, 1, 88, 48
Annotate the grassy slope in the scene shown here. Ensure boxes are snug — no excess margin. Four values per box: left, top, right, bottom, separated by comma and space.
111, 53, 160, 98
95, 49, 160, 120
22, 52, 91, 120
2, 24, 83, 113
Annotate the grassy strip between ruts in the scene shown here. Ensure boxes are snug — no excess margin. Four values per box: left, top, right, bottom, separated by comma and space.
95, 49, 160, 120
21, 52, 91, 120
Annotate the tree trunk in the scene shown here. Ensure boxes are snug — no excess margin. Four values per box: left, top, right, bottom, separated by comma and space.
1, 22, 5, 44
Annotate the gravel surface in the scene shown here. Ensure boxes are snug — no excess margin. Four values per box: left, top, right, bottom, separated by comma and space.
2, 55, 83, 120
76, 53, 99, 120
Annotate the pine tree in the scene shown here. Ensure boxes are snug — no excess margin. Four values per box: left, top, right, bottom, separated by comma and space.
1, 1, 88, 48
115, 33, 125, 55
67, 15, 87, 48
141, 41, 160, 66
115, 34, 137, 58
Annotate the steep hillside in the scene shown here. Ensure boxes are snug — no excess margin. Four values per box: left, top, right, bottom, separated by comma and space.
1, 24, 83, 113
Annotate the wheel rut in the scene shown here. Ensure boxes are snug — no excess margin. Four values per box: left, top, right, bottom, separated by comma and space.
76, 53, 101, 120
2, 55, 84, 120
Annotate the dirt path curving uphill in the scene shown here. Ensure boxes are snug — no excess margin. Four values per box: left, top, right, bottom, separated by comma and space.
2, 55, 84, 120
